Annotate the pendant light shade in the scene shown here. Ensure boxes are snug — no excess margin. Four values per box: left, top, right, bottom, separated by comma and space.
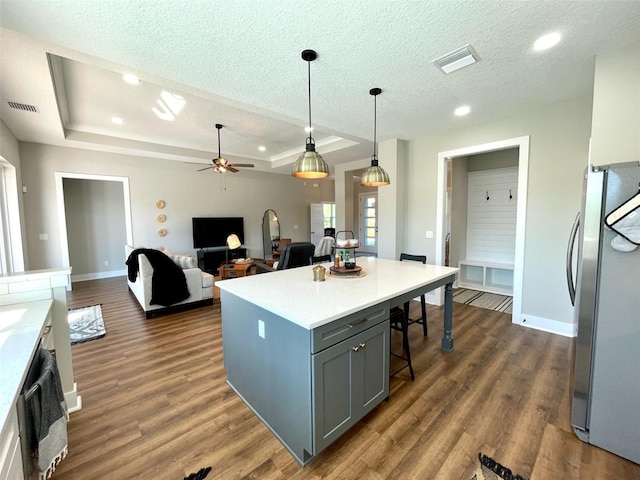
292, 50, 329, 179
361, 88, 390, 187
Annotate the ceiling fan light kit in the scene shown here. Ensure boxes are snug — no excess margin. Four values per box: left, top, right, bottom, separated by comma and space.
361, 88, 390, 187
292, 49, 330, 179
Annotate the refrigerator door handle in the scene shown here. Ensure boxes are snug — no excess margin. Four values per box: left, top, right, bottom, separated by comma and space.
566, 211, 580, 306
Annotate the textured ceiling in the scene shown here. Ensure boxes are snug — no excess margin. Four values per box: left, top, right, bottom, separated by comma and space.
1, 1, 640, 175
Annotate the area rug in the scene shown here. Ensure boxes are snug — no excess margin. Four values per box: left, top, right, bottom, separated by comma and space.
67, 304, 106, 344
470, 453, 527, 480
454, 288, 513, 314
184, 466, 211, 480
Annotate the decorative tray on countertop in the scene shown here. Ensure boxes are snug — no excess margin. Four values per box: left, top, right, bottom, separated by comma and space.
329, 265, 363, 275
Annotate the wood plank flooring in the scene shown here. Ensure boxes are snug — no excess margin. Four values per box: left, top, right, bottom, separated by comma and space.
52, 277, 640, 479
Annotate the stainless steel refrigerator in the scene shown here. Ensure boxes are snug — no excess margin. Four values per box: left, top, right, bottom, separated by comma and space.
566, 161, 640, 464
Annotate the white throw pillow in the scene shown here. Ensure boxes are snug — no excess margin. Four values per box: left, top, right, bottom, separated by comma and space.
169, 255, 197, 269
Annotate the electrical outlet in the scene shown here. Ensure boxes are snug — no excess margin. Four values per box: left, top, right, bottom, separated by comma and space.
258, 320, 265, 339
39, 233, 48, 240
425, 230, 434, 239
104, 260, 109, 266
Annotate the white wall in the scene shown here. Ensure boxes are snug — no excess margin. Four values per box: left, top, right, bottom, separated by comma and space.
18, 142, 334, 269
404, 95, 593, 330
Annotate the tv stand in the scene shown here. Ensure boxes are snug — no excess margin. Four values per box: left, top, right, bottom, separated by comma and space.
198, 248, 247, 275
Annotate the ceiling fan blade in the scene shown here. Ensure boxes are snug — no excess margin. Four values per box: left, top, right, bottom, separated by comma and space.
227, 166, 239, 173
197, 166, 213, 171
230, 163, 255, 168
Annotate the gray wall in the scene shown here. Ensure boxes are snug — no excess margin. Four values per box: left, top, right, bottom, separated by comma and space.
19, 143, 335, 270
404, 95, 593, 328
0, 120, 27, 271
590, 42, 640, 164
63, 178, 126, 278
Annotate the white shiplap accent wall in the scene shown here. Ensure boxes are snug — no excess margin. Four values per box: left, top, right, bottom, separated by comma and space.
466, 167, 518, 263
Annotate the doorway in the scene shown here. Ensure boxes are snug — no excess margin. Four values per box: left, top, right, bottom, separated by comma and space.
55, 172, 133, 285
435, 136, 529, 322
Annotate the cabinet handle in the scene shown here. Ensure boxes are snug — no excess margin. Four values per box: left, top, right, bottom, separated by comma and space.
359, 342, 366, 349
347, 318, 368, 328
43, 325, 52, 335
352, 346, 359, 352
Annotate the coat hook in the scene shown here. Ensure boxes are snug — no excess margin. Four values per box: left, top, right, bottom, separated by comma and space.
509, 189, 513, 200
486, 191, 490, 201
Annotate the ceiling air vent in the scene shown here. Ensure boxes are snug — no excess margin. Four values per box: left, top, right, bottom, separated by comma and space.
432, 44, 480, 74
7, 101, 39, 113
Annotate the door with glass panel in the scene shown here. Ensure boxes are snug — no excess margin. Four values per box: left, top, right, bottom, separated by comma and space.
358, 193, 378, 255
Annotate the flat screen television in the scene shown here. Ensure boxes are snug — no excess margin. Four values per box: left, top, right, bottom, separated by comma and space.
192, 217, 244, 249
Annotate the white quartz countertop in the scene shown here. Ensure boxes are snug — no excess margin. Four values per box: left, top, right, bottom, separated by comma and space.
0, 299, 53, 434
217, 257, 458, 329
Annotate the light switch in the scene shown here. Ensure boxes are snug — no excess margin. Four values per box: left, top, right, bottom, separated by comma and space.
39, 233, 48, 240
258, 319, 265, 339
294, 224, 298, 229
425, 230, 434, 239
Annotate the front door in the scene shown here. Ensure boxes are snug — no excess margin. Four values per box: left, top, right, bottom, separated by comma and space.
358, 193, 378, 255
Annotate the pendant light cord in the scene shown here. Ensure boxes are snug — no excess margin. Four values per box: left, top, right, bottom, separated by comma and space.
307, 59, 313, 142
373, 93, 377, 158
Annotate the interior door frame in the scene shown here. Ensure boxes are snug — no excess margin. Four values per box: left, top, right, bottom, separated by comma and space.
435, 136, 529, 322
55, 172, 133, 287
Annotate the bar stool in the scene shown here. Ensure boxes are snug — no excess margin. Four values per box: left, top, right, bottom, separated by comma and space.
389, 253, 428, 381
390, 305, 414, 380
399, 253, 428, 336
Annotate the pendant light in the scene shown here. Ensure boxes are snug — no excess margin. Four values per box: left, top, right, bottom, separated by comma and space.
361, 88, 390, 187
292, 49, 330, 179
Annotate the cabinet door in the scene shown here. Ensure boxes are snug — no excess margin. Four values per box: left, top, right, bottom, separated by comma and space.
312, 337, 357, 454
312, 319, 390, 455
358, 319, 389, 415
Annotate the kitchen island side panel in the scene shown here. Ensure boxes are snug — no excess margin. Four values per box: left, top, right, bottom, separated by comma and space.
221, 291, 313, 462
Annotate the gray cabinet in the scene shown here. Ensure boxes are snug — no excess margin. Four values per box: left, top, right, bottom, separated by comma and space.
221, 292, 390, 466
312, 319, 389, 453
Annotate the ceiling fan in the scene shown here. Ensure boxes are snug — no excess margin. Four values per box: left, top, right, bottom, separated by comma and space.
198, 124, 255, 174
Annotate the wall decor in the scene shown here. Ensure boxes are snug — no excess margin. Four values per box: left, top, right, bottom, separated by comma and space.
156, 214, 166, 223
156, 200, 166, 209
158, 228, 167, 237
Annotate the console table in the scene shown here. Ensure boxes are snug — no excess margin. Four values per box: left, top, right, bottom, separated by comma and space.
218, 262, 252, 280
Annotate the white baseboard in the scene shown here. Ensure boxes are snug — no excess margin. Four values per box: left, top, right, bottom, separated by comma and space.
65, 382, 82, 413
72, 269, 126, 283
514, 313, 576, 337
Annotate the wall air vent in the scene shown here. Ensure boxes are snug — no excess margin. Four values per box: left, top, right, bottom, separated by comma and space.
432, 44, 480, 74
7, 101, 39, 113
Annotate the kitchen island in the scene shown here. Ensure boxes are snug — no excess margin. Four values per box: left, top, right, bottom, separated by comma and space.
217, 257, 457, 465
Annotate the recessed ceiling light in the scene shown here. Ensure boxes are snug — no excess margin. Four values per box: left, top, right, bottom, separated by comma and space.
454, 106, 471, 116
534, 32, 561, 51
122, 73, 140, 85
258, 146, 266, 152
111, 116, 124, 125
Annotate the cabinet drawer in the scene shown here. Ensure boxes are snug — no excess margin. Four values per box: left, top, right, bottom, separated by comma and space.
311, 301, 389, 353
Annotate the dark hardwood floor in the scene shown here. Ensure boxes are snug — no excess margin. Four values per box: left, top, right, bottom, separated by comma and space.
52, 277, 639, 479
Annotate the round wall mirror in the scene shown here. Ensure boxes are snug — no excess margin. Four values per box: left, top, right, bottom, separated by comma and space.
262, 209, 280, 259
